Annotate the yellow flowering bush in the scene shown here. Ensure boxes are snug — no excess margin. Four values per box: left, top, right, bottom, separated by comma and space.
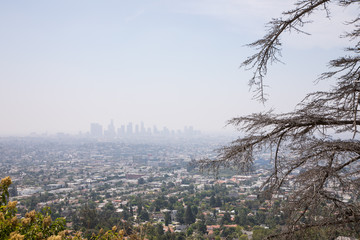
0, 176, 67, 239
9, 232, 24, 240
7, 201, 17, 210
0, 177, 127, 240
1, 176, 12, 187
47, 236, 62, 240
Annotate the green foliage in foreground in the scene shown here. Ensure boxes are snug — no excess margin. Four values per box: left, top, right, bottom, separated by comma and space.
0, 176, 127, 240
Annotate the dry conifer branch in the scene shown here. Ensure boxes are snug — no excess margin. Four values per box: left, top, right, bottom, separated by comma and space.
200, 0, 360, 238
242, 0, 332, 102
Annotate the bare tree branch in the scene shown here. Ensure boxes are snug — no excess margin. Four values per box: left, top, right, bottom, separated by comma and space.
201, 0, 360, 238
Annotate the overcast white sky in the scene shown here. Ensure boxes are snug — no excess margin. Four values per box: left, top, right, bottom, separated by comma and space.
0, 0, 356, 135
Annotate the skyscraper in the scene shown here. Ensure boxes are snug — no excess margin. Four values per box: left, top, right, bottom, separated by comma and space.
90, 123, 103, 137
127, 122, 133, 135
153, 125, 158, 135
141, 121, 145, 134
104, 120, 116, 138
117, 125, 125, 137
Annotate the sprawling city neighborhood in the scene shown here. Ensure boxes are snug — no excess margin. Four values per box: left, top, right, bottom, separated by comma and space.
0, 133, 281, 239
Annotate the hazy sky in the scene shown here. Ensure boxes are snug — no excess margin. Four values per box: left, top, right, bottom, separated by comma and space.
0, 0, 356, 135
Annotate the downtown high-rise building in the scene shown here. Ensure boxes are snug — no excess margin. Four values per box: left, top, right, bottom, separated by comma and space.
90, 123, 103, 137
104, 120, 116, 138
127, 122, 133, 135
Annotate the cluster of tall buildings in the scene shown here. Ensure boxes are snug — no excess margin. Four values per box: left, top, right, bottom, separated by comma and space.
90, 120, 198, 138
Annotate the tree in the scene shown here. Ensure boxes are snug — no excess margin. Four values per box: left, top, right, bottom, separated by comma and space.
239, 234, 249, 240
220, 226, 236, 238
235, 208, 248, 226
79, 204, 99, 230
191, 205, 198, 217
137, 203, 143, 216
138, 178, 145, 185
221, 212, 232, 225
184, 205, 196, 225
176, 208, 185, 224
210, 195, 216, 207
129, 204, 134, 216
215, 196, 222, 207
199, 0, 360, 239
155, 223, 164, 236
139, 210, 149, 222
164, 212, 171, 226
252, 226, 273, 240
196, 220, 207, 235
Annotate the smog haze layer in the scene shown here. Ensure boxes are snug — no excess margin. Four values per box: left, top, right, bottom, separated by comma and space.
0, 0, 355, 136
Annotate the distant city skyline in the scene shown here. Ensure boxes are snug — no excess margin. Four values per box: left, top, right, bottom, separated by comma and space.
90, 120, 199, 138
21, 120, 202, 138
